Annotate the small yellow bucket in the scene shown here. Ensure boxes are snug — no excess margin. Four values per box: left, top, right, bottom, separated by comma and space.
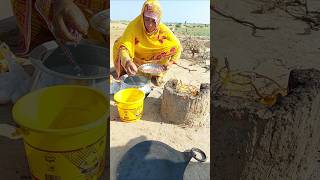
12, 85, 108, 180
114, 88, 145, 122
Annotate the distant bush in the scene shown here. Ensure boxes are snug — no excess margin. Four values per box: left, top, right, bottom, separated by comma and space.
174, 25, 210, 37
175, 23, 182, 28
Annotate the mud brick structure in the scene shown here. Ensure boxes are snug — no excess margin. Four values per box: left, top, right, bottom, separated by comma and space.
161, 79, 210, 126
212, 69, 320, 180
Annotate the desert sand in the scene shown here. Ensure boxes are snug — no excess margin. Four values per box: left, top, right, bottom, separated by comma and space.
213, 0, 320, 87
212, 0, 320, 179
109, 21, 210, 180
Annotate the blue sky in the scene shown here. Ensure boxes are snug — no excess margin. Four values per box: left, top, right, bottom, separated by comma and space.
110, 0, 210, 24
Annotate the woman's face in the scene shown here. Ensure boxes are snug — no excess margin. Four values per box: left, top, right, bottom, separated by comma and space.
143, 16, 157, 33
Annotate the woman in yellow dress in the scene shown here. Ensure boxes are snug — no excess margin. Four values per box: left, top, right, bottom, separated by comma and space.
112, 0, 182, 85
11, 0, 108, 57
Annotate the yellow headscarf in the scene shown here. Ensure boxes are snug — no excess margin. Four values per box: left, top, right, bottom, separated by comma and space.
113, 0, 181, 77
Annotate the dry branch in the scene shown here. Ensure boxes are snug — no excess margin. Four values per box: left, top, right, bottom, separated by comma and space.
174, 63, 197, 72
211, 5, 278, 36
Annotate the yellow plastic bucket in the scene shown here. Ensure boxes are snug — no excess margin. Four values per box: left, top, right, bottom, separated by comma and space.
12, 85, 108, 180
114, 88, 145, 122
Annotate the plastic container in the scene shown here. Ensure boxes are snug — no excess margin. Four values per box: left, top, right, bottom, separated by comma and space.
114, 88, 145, 122
12, 85, 108, 180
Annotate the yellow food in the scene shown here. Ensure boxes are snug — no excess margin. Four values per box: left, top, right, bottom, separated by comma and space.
175, 80, 199, 97
0, 42, 27, 73
0, 42, 10, 73
143, 68, 163, 74
0, 62, 8, 73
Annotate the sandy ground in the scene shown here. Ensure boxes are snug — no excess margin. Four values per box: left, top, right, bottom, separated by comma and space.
0, 17, 210, 180
109, 22, 210, 180
213, 0, 320, 87
212, 0, 320, 179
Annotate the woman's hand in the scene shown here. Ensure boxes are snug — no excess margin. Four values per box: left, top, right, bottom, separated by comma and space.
125, 60, 138, 76
164, 60, 174, 70
52, 0, 89, 43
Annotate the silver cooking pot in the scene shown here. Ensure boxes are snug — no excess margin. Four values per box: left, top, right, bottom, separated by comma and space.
29, 40, 108, 92
120, 75, 152, 96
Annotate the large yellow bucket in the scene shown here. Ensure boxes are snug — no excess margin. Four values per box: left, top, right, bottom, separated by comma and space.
114, 88, 145, 122
12, 85, 108, 180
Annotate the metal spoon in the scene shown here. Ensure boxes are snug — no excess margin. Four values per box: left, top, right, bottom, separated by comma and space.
56, 39, 82, 75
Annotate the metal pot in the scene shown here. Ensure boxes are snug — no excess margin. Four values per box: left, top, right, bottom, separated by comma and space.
120, 75, 152, 96
90, 9, 109, 36
90, 9, 109, 42
29, 40, 108, 92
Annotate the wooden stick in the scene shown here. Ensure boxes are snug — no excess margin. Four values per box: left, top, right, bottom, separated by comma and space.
175, 63, 197, 72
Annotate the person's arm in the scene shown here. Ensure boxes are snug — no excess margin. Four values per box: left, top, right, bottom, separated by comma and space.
170, 42, 182, 64
161, 25, 183, 67
119, 47, 131, 68
119, 46, 138, 76
116, 20, 139, 76
35, 0, 88, 43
